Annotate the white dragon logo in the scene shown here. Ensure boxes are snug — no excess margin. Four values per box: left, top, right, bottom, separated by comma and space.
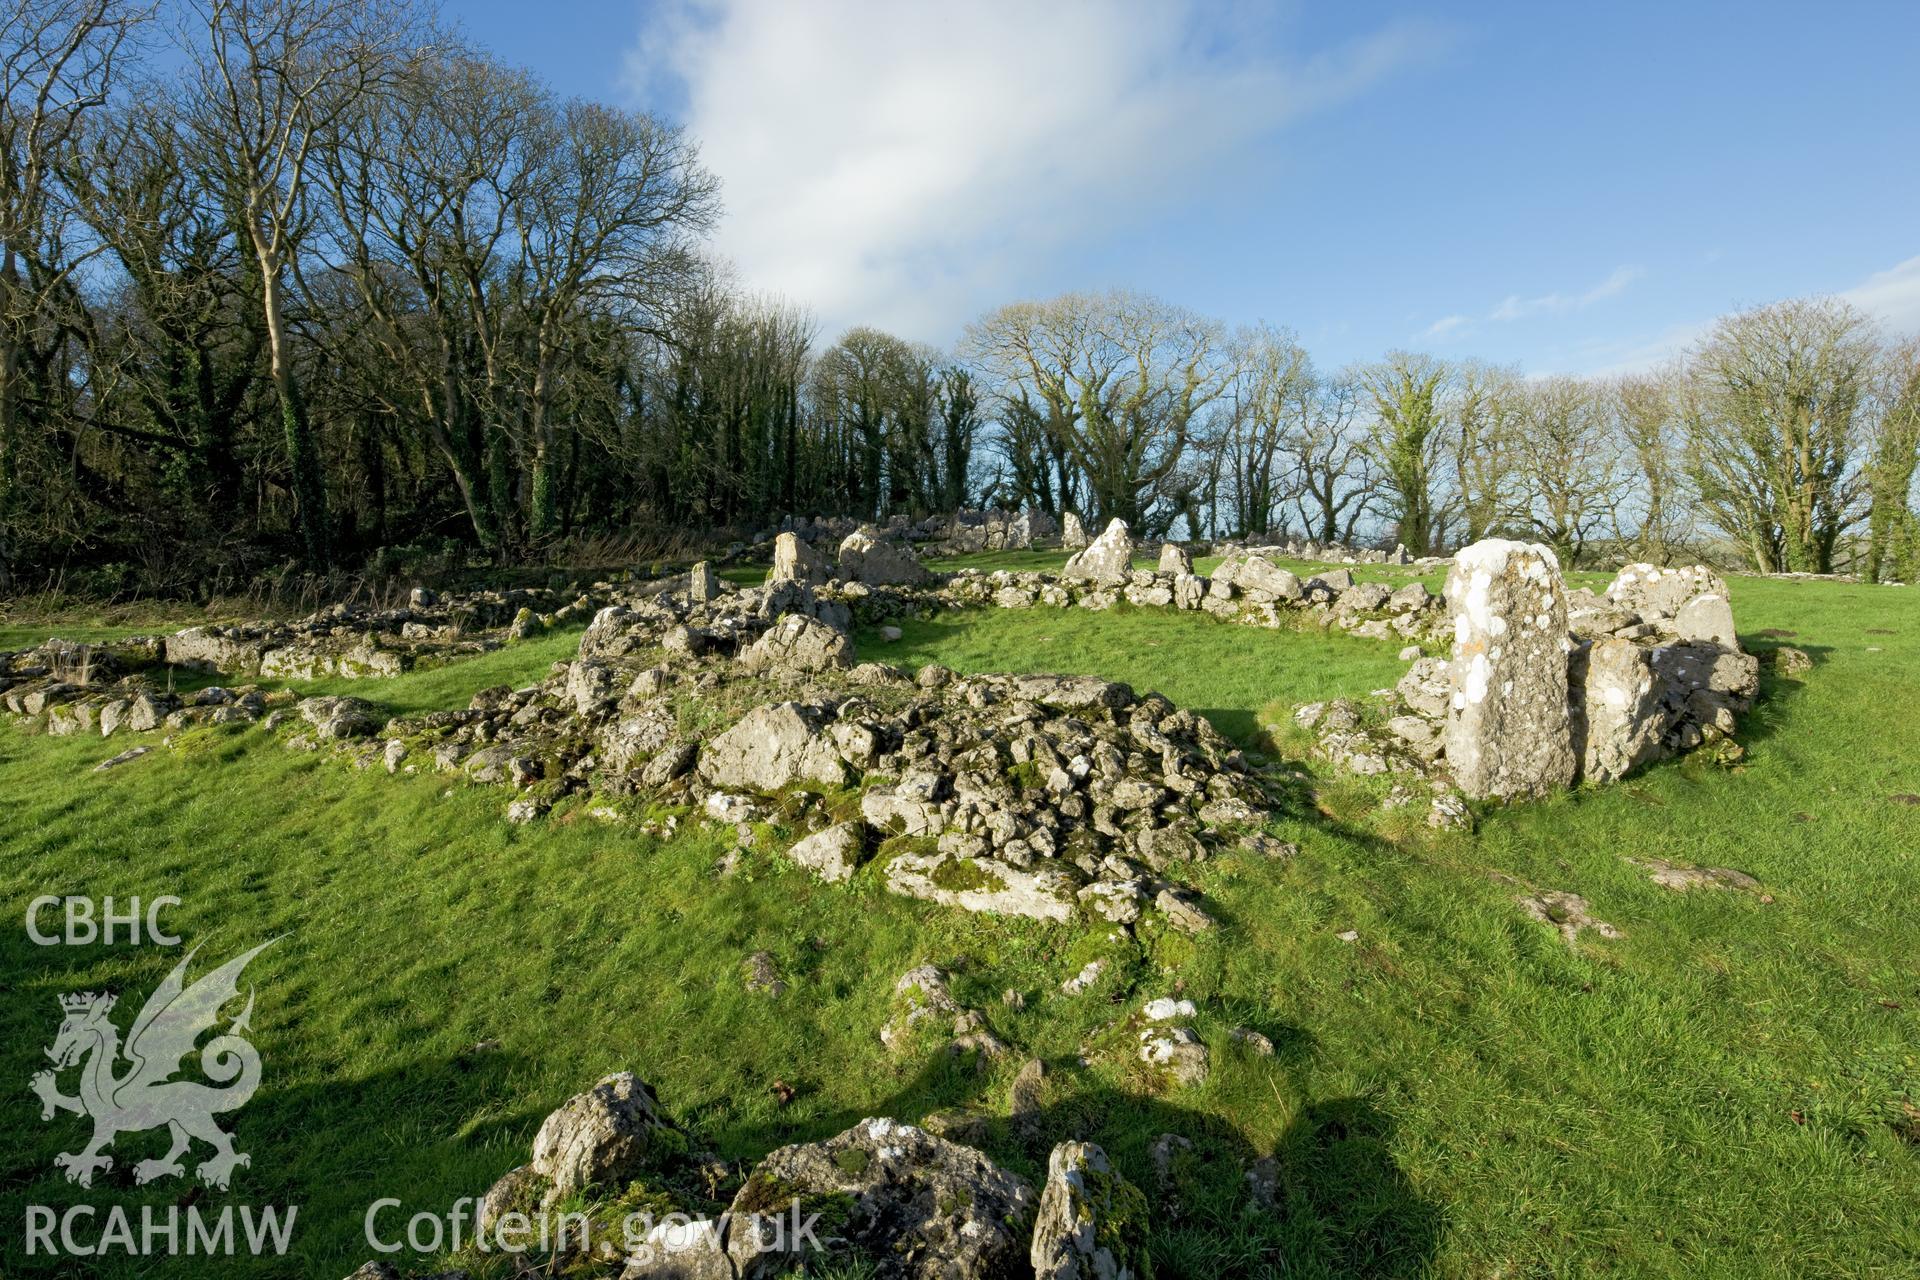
29, 942, 274, 1191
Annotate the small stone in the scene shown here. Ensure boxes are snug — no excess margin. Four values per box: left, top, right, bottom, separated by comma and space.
1427, 792, 1471, 830
1143, 997, 1197, 1022
93, 745, 153, 772
743, 950, 787, 997
1009, 1058, 1046, 1134
768, 531, 827, 585
529, 1072, 674, 1203
687, 560, 721, 602
1062, 518, 1135, 586
1137, 1025, 1209, 1085
837, 530, 930, 585
1239, 832, 1300, 859
1245, 1156, 1280, 1209
1770, 645, 1813, 674
1633, 858, 1761, 893
1149, 1132, 1193, 1192
787, 821, 866, 882
1062, 960, 1105, 995
1155, 888, 1216, 933
1230, 1027, 1275, 1056
1443, 539, 1575, 800
1517, 890, 1620, 947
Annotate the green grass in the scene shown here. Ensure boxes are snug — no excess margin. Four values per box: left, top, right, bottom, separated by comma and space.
0, 621, 191, 650
2, 565, 1916, 1278
859, 605, 1410, 744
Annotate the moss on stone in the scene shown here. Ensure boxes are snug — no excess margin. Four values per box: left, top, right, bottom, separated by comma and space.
732, 1170, 800, 1216
929, 857, 1006, 894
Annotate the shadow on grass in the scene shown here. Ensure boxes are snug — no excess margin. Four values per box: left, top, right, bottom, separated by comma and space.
1, 1043, 541, 1280
715, 1041, 1442, 1280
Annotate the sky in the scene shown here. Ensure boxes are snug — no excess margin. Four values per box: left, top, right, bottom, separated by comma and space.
452, 0, 1920, 376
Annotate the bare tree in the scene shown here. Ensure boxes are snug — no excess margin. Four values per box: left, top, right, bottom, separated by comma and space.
935, 364, 978, 510
1611, 368, 1688, 562
966, 291, 1228, 532
1448, 360, 1521, 545
1288, 373, 1378, 544
0, 0, 146, 585
178, 0, 420, 566
1509, 375, 1627, 566
963, 296, 1090, 522
63, 95, 264, 532
1213, 323, 1310, 536
1864, 337, 1920, 582
1683, 297, 1878, 573
316, 46, 540, 553
510, 97, 718, 545
1359, 350, 1450, 555
811, 326, 918, 519
983, 388, 1063, 515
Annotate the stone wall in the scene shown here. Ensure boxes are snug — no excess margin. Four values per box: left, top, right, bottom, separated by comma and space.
6, 526, 1784, 841
758, 507, 1059, 555
1295, 539, 1774, 806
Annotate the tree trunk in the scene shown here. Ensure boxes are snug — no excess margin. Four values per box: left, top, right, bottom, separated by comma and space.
260, 258, 328, 567
0, 336, 17, 592
527, 343, 558, 548
0, 246, 21, 591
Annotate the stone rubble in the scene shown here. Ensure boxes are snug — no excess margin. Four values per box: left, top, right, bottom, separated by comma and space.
426, 1073, 1048, 1280
1, 581, 620, 739
8, 530, 1767, 913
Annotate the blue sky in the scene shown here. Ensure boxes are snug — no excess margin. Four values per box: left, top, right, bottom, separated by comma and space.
451, 0, 1920, 374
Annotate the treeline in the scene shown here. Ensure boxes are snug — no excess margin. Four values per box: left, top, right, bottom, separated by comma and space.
4, 2, 1918, 598
965, 292, 1920, 578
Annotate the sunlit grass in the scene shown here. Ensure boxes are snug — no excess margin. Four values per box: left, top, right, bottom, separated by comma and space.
2, 564, 1915, 1277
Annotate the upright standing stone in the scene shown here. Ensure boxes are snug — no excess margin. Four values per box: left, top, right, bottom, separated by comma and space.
1031, 1141, 1149, 1280
1443, 539, 1576, 800
1063, 518, 1135, 586
1157, 542, 1193, 575
1570, 637, 1670, 783
1062, 512, 1089, 550
768, 531, 826, 585
688, 561, 720, 603
1005, 509, 1033, 550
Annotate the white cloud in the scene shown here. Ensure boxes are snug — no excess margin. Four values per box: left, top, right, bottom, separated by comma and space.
1414, 264, 1643, 350
627, 0, 1442, 343
1418, 313, 1472, 342
1565, 253, 1920, 377
1841, 254, 1920, 335
1489, 265, 1643, 322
